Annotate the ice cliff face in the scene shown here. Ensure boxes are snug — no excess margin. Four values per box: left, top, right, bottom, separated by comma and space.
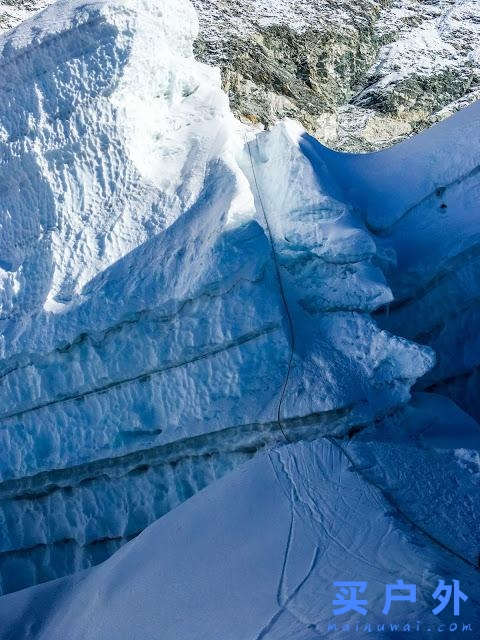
0, 0, 441, 595
0, 0, 285, 591
1, 0, 480, 152
317, 101, 480, 427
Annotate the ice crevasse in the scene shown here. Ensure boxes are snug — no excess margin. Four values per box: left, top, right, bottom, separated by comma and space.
0, 0, 478, 615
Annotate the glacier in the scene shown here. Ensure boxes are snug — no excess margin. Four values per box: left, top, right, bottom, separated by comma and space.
0, 0, 479, 635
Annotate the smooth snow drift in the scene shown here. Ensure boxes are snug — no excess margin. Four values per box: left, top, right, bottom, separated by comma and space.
1, 421, 479, 639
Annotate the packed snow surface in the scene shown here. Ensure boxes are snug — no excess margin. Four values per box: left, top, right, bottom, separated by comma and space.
0, 0, 479, 636
1, 415, 480, 639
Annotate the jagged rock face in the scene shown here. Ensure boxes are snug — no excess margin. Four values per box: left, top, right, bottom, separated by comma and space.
191, 0, 480, 151
191, 0, 384, 131
345, 0, 480, 149
1, 0, 479, 151
0, 0, 51, 31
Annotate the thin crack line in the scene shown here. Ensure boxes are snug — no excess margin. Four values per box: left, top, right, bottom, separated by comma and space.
325, 435, 480, 575
244, 132, 295, 444
0, 324, 278, 423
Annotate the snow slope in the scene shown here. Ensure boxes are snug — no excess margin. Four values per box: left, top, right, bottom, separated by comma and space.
0, 0, 435, 595
1, 415, 479, 639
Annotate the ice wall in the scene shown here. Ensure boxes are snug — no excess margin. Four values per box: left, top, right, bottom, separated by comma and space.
0, 0, 293, 592
315, 101, 480, 423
